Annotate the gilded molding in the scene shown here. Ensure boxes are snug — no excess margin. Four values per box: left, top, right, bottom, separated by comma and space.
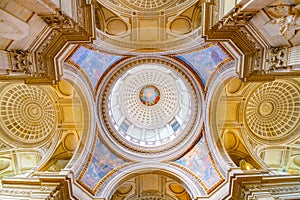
203, 2, 260, 81
203, 1, 300, 81
0, 175, 74, 199
239, 27, 262, 72
35, 30, 60, 76
203, 2, 295, 81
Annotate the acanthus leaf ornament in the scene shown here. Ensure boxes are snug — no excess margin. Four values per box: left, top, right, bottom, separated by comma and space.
10, 49, 35, 76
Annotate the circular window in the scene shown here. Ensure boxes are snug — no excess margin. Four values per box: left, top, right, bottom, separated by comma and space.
98, 58, 203, 160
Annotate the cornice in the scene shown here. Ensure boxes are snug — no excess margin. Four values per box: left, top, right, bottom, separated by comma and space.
226, 173, 300, 199
202, 1, 300, 81
0, 1, 95, 84
0, 174, 76, 199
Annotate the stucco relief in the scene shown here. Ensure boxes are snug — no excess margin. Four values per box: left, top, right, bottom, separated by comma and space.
266, 4, 300, 40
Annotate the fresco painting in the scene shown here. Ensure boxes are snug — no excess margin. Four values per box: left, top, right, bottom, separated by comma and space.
70, 46, 121, 88
79, 136, 126, 190
177, 44, 229, 85
139, 85, 161, 106
175, 137, 222, 190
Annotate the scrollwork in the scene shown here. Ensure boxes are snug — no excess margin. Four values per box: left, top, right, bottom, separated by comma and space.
40, 10, 74, 29
239, 28, 262, 71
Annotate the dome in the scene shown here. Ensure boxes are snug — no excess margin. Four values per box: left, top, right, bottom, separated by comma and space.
245, 80, 300, 142
0, 83, 57, 147
97, 57, 204, 160
106, 0, 195, 12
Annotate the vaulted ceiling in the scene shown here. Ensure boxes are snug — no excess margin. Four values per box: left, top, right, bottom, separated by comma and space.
0, 0, 300, 199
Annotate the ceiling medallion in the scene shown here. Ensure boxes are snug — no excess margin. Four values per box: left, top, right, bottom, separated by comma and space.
139, 85, 160, 106
98, 57, 203, 160
258, 100, 274, 117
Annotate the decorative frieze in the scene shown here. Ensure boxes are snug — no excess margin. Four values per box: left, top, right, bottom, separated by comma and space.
0, 0, 94, 83
2, 32, 58, 79
35, 30, 59, 75
203, 1, 300, 80
239, 27, 262, 72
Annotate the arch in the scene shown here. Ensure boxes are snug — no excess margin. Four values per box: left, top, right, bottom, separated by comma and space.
97, 162, 205, 199
204, 60, 239, 175
60, 63, 97, 174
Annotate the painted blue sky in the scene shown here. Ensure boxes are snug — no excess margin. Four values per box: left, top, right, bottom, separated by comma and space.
70, 46, 122, 88
175, 136, 222, 190
177, 45, 228, 85
79, 136, 125, 191
70, 45, 228, 88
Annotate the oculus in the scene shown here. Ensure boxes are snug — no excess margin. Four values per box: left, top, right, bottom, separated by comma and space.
139, 85, 160, 106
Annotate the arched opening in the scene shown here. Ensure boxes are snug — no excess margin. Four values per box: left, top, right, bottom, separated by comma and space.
111, 171, 191, 200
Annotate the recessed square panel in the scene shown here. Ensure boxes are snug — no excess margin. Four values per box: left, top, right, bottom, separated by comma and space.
138, 19, 159, 41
